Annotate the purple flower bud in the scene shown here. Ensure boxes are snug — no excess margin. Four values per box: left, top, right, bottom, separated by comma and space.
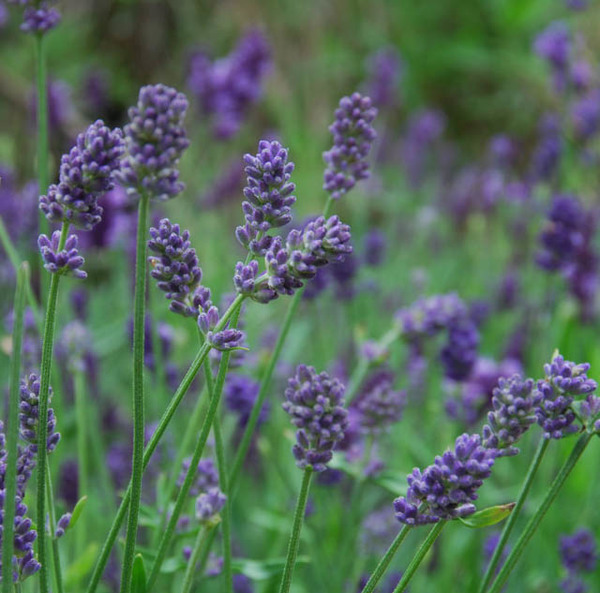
354, 370, 406, 433
39, 120, 124, 229
117, 84, 190, 202
195, 487, 226, 522
283, 365, 348, 472
19, 373, 60, 453
55, 512, 71, 538
482, 376, 541, 456
38, 231, 87, 279
394, 433, 497, 525
20, 1, 60, 34
535, 353, 597, 439
560, 528, 598, 573
323, 92, 377, 200
207, 328, 245, 352
177, 458, 219, 498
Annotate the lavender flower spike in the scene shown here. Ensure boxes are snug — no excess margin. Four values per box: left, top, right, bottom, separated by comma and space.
117, 84, 190, 202
535, 353, 597, 439
323, 92, 377, 200
283, 365, 348, 472
148, 218, 203, 316
394, 433, 497, 525
19, 373, 61, 453
39, 120, 124, 229
482, 376, 541, 456
38, 231, 87, 279
196, 488, 226, 523
20, 1, 61, 34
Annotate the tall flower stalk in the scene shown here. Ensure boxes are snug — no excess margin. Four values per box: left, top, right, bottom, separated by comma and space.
114, 83, 189, 593
2, 263, 28, 593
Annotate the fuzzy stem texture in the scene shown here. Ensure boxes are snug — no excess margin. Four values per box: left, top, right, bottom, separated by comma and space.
74, 368, 89, 551
36, 222, 69, 593
487, 432, 594, 593
120, 193, 150, 593
478, 438, 550, 593
206, 362, 233, 593
46, 465, 64, 593
278, 466, 313, 593
2, 264, 27, 592
392, 521, 446, 593
35, 34, 49, 240
360, 525, 412, 593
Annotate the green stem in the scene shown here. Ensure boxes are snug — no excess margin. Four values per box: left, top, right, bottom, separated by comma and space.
35, 33, 49, 240
229, 291, 302, 491
0, 217, 43, 332
322, 195, 335, 218
278, 466, 313, 593
207, 363, 233, 593
74, 368, 89, 550
36, 222, 69, 593
478, 438, 550, 593
146, 305, 243, 590
120, 193, 149, 593
85, 296, 244, 593
392, 521, 446, 593
2, 263, 27, 593
180, 525, 214, 593
360, 526, 412, 593
487, 432, 593, 593
46, 464, 65, 593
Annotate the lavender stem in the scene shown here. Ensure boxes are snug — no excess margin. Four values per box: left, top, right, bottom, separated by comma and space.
278, 466, 313, 593
36, 222, 69, 593
120, 193, 149, 593
478, 437, 550, 593
487, 432, 594, 593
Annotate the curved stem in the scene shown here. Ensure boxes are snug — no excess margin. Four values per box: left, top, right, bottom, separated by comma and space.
478, 438, 550, 593
392, 521, 446, 593
146, 305, 243, 590
85, 295, 244, 593
487, 432, 593, 593
2, 263, 27, 593
229, 291, 302, 491
278, 466, 313, 593
120, 193, 149, 593
46, 464, 65, 593
360, 525, 412, 593
36, 222, 68, 593
180, 525, 214, 593
208, 363, 233, 593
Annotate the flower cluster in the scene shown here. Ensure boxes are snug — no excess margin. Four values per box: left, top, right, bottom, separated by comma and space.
39, 120, 124, 230
535, 354, 597, 439
187, 29, 271, 139
235, 140, 296, 256
482, 376, 540, 456
394, 433, 497, 525
177, 457, 226, 524
19, 373, 60, 453
559, 529, 597, 593
224, 374, 268, 428
366, 47, 402, 111
536, 195, 598, 320
396, 293, 480, 381
235, 215, 353, 303
533, 21, 571, 92
283, 365, 348, 472
148, 219, 203, 317
323, 92, 377, 200
117, 84, 190, 202
147, 219, 244, 350
354, 369, 406, 433
38, 231, 87, 279
8, 0, 61, 34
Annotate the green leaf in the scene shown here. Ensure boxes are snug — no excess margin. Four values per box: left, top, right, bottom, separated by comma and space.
68, 496, 88, 531
458, 503, 515, 528
131, 554, 147, 593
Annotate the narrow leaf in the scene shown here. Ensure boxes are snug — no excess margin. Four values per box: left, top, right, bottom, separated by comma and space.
458, 503, 515, 528
132, 554, 147, 593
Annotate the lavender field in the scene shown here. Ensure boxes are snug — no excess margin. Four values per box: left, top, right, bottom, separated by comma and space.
0, 1, 599, 592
